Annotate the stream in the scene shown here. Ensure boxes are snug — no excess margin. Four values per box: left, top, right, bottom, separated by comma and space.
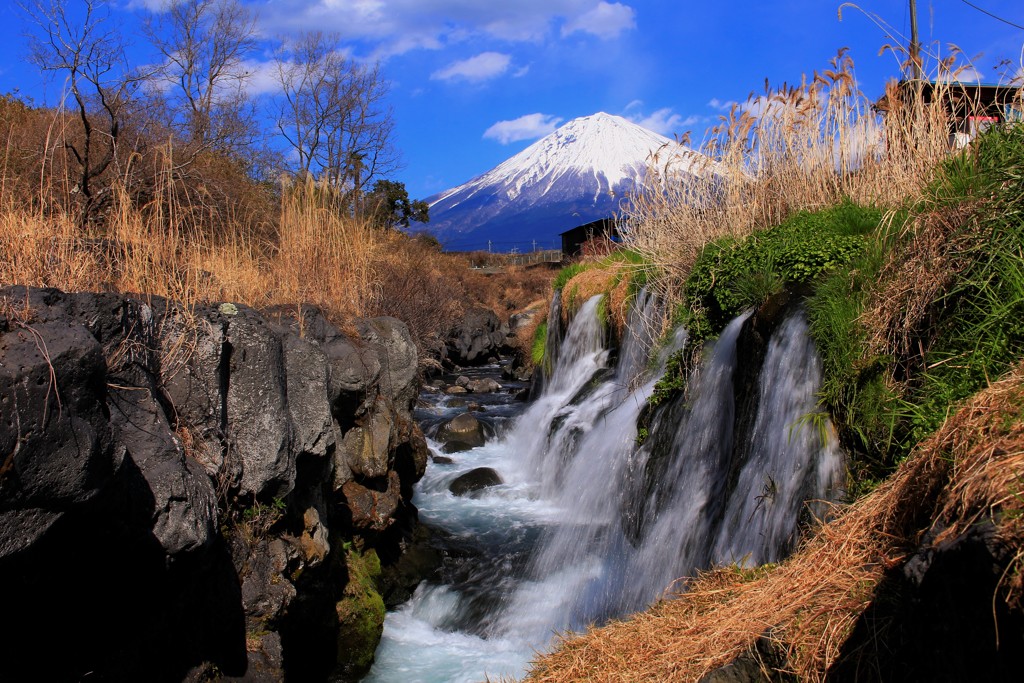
363, 293, 844, 682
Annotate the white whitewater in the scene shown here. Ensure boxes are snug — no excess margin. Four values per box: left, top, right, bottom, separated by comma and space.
364, 298, 842, 683
712, 313, 845, 566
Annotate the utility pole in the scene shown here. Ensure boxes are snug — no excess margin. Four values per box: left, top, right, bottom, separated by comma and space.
909, 0, 922, 80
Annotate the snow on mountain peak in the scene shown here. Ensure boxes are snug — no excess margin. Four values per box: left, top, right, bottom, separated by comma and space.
423, 112, 713, 251
434, 113, 686, 205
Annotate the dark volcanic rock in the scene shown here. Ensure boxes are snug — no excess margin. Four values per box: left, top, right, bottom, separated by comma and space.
108, 381, 217, 558
342, 471, 404, 533
446, 307, 509, 366
828, 520, 1024, 681
0, 288, 427, 682
449, 467, 503, 497
0, 318, 121, 559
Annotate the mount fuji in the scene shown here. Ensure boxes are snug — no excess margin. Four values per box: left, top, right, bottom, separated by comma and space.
418, 112, 711, 252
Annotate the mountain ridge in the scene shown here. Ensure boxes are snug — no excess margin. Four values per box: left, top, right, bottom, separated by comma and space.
418, 113, 707, 252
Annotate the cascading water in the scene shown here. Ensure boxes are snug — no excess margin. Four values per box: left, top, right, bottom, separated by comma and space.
711, 312, 845, 566
364, 295, 844, 683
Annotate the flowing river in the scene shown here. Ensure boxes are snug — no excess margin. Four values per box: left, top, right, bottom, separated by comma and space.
363, 293, 844, 682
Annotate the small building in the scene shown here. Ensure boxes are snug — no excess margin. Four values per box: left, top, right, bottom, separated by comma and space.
560, 217, 619, 258
875, 80, 1022, 148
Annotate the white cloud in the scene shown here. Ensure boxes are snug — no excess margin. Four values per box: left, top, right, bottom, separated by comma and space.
431, 52, 512, 82
127, 0, 173, 11
708, 98, 736, 112
241, 59, 287, 97
484, 113, 564, 144
561, 2, 636, 39
626, 107, 699, 136
939, 66, 983, 83
254, 1, 635, 58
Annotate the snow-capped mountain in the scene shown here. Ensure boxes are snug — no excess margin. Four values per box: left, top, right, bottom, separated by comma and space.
419, 112, 711, 252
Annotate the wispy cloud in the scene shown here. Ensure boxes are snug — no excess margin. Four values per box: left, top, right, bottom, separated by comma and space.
484, 113, 564, 144
431, 52, 512, 82
939, 66, 984, 83
561, 2, 636, 39
255, 1, 639, 58
625, 107, 699, 136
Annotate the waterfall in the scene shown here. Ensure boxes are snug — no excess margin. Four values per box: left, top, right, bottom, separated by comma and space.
614, 312, 751, 609
711, 312, 845, 566
493, 289, 682, 638
365, 295, 845, 683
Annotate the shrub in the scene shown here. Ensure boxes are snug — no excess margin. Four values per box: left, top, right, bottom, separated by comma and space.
685, 200, 881, 333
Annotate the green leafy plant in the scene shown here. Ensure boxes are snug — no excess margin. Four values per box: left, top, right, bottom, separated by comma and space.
685, 200, 880, 335
532, 320, 548, 366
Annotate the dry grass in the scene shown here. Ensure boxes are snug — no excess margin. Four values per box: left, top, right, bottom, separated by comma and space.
0, 143, 556, 367
0, 163, 382, 322
622, 49, 974, 316
561, 263, 635, 335
523, 363, 1024, 682
861, 199, 984, 365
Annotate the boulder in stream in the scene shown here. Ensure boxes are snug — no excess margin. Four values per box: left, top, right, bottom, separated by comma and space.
446, 308, 509, 366
449, 467, 503, 497
436, 411, 486, 450
466, 378, 501, 393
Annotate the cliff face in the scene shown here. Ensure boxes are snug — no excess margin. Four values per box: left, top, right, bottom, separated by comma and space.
0, 286, 428, 682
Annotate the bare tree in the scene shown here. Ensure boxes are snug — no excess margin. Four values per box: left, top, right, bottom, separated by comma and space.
272, 31, 398, 202
23, 0, 149, 217
144, 0, 258, 159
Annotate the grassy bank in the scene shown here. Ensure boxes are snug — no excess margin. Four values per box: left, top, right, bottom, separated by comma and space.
0, 95, 558, 364
519, 48, 1024, 681
525, 361, 1024, 681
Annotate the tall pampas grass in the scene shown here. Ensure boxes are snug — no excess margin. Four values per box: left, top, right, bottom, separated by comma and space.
622, 48, 983, 311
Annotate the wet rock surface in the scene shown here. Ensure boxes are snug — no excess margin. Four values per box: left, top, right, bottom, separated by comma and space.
445, 307, 510, 366
449, 467, 504, 497
0, 287, 427, 682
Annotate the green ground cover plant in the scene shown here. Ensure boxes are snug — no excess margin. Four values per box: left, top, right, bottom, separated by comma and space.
808, 124, 1024, 486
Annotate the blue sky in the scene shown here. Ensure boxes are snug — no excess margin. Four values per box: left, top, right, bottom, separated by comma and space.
0, 1, 1021, 200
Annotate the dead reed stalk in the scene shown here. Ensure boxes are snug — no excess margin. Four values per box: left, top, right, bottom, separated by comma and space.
622, 48, 966, 321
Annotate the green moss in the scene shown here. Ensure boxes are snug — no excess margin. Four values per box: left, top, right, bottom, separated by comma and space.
804, 125, 1024, 491
335, 548, 386, 675
685, 200, 881, 336
649, 349, 689, 407
553, 262, 591, 291
596, 294, 609, 329
532, 320, 548, 367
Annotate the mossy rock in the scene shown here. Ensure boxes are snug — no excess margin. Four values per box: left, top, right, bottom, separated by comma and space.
335, 548, 386, 677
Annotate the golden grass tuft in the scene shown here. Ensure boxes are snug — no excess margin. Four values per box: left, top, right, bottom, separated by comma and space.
561, 263, 634, 335
622, 49, 978, 321
0, 167, 380, 323
523, 362, 1024, 682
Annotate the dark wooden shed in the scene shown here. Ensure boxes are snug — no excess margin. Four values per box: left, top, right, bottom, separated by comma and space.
559, 218, 619, 258
875, 80, 1022, 148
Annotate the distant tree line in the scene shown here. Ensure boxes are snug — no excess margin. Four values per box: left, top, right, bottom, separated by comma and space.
12, 0, 426, 229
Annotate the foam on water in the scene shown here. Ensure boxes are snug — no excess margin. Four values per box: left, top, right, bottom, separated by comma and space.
365, 298, 842, 683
